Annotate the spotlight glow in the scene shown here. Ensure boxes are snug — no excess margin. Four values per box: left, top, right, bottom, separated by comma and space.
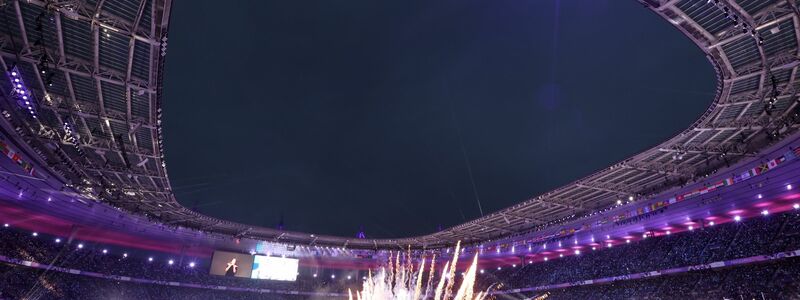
168, 259, 174, 265
32, 232, 38, 237
148, 257, 153, 262
55, 238, 61, 243
734, 215, 742, 222
189, 262, 196, 268
102, 249, 107, 254
709, 221, 715, 226
761, 210, 769, 216
77, 243, 84, 249
794, 203, 799, 210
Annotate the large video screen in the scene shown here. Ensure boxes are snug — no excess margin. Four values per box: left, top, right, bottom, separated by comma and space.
251, 255, 299, 281
209, 251, 255, 278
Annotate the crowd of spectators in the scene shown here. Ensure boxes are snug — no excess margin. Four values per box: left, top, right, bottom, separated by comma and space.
0, 263, 322, 300
483, 210, 800, 293
1, 210, 799, 299
0, 228, 356, 298
536, 260, 800, 299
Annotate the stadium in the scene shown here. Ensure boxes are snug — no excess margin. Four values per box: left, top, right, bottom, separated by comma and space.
0, 0, 800, 299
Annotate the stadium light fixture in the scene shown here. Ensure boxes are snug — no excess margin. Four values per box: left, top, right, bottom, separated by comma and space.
666, 231, 671, 235
734, 215, 742, 222
709, 221, 715, 226
497, 267, 501, 271
794, 203, 799, 210
77, 243, 84, 249
559, 254, 563, 258
55, 238, 61, 243
512, 264, 516, 268
480, 269, 485, 274
628, 196, 634, 201
102, 249, 108, 254
528, 260, 533, 264
607, 243, 612, 248
574, 250, 581, 255
123, 253, 128, 258
761, 210, 769, 216
168, 259, 174, 265
331, 274, 336, 279
757, 194, 763, 199
313, 273, 317, 278
592, 246, 596, 251
616, 199, 622, 205
688, 225, 694, 231
148, 257, 153, 262
787, 184, 793, 190
189, 262, 195, 268
626, 239, 630, 244
544, 257, 549, 262
32, 232, 38, 237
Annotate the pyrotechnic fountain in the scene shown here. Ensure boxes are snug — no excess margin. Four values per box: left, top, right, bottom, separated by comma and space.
349, 241, 493, 300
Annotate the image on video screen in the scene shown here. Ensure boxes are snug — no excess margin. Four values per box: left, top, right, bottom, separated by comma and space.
209, 250, 255, 278
251, 255, 299, 281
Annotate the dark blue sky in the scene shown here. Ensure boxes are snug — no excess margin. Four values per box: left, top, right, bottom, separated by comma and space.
162, 0, 715, 238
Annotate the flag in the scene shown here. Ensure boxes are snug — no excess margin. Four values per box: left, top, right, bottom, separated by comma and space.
767, 159, 779, 169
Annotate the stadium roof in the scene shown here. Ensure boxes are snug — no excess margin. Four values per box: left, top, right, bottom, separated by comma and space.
0, 0, 799, 249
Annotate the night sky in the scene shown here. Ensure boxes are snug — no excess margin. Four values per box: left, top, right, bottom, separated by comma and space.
162, 0, 715, 238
